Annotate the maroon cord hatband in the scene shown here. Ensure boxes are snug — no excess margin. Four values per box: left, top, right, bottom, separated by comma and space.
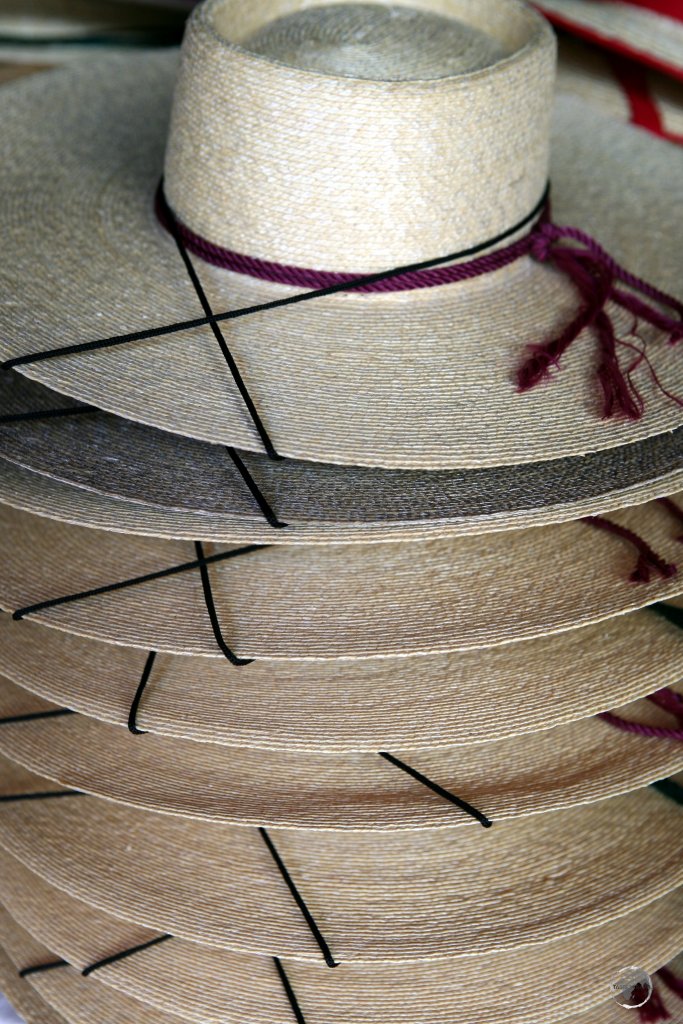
156, 182, 683, 422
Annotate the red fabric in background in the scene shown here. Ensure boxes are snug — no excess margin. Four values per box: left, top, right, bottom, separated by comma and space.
601, 0, 683, 22
534, 5, 683, 81
609, 54, 683, 142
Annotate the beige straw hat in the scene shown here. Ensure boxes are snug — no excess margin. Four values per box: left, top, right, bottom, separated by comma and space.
2, 500, 682, 658
556, 34, 683, 141
3, 374, 683, 543
1, 1, 682, 469
0, 680, 681, 829
0, 843, 681, 1024
0, 945, 70, 1024
0, 908, 181, 1024
535, 0, 683, 81
1, 607, 682, 751
0, 758, 680, 962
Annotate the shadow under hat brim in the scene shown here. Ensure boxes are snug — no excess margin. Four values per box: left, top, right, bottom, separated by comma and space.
0, 856, 681, 1024
0, 679, 681, 829
0, 759, 680, 963
3, 373, 683, 542
2, 608, 682, 752
1, 501, 682, 658
1, 55, 683, 469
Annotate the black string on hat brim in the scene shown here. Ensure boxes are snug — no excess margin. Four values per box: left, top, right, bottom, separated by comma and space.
0, 708, 76, 726
378, 752, 492, 828
226, 446, 288, 529
0, 405, 96, 425
649, 602, 683, 629
0, 183, 550, 460
81, 934, 173, 977
0, 789, 86, 803
194, 541, 254, 665
11, 542, 266, 666
128, 651, 157, 735
274, 957, 308, 1024
19, 960, 69, 979
158, 187, 282, 462
259, 827, 338, 968
652, 777, 683, 806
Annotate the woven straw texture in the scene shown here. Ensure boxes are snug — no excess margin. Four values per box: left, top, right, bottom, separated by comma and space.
2, 608, 682, 751
2, 501, 683, 658
0, 29, 682, 467
0, 8, 682, 1024
3, 374, 683, 542
0, 844, 680, 1024
0, 762, 680, 963
1, 680, 682, 829
536, 0, 683, 80
556, 34, 683, 138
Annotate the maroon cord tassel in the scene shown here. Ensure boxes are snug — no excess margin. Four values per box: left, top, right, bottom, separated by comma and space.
519, 220, 683, 420
658, 497, 683, 542
638, 983, 672, 1022
648, 687, 683, 721
658, 968, 683, 1001
581, 514, 677, 583
599, 685, 683, 741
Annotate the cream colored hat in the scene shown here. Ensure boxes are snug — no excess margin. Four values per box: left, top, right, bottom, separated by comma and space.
0, 859, 681, 1024
1, 0, 683, 470
2, 500, 682, 659
0, 907, 178, 1024
3, 373, 683, 543
1, 608, 682, 751
535, 0, 683, 82
0, 759, 681, 963
555, 34, 683, 143
1, 678, 681, 829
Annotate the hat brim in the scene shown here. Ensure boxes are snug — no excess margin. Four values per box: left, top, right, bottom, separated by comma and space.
1, 679, 680, 829
1, 609, 681, 751
0, 769, 680, 962
2, 56, 683, 469
0, 850, 681, 1024
536, 0, 683, 82
1, 502, 682, 658
3, 373, 683, 542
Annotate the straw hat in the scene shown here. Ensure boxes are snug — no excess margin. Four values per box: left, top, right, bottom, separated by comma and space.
0, 757, 680, 962
0, 0, 186, 60
555, 35, 683, 143
1, 1, 682, 470
1, 679, 681, 829
1, 500, 682, 658
0, 944, 69, 1024
535, 0, 683, 82
2, 607, 682, 751
0, 908, 178, 1024
3, 374, 683, 543
0, 838, 681, 1024
1, 870, 682, 1024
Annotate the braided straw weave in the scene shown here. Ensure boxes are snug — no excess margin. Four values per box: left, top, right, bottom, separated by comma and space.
0, 5, 682, 1024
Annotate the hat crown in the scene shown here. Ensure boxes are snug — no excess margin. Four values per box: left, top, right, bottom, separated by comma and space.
164, 0, 556, 272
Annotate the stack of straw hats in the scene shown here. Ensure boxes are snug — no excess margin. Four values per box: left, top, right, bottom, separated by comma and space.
0, 1, 682, 1021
